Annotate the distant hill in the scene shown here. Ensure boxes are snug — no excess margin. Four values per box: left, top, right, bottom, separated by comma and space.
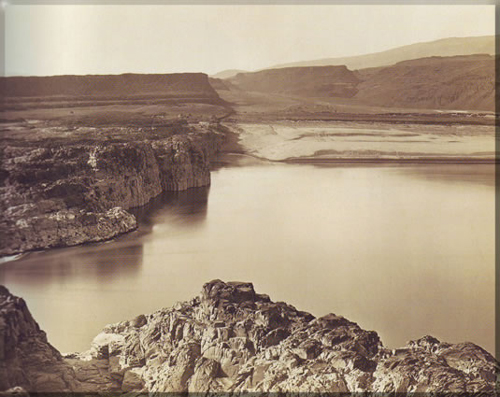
224, 54, 495, 111
0, 73, 220, 100
229, 65, 360, 98
208, 77, 237, 92
211, 69, 248, 79
355, 54, 495, 111
269, 36, 495, 71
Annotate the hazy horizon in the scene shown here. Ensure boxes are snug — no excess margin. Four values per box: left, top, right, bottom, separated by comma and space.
4, 5, 495, 77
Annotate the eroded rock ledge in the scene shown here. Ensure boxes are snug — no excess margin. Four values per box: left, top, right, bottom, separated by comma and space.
1, 281, 496, 394
0, 125, 223, 256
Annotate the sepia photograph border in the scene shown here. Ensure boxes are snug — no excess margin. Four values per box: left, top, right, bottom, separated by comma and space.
0, 0, 498, 394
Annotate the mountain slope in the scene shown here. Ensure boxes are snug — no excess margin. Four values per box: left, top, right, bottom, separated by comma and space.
211, 69, 248, 79
223, 54, 495, 112
355, 54, 495, 111
270, 35, 495, 71
229, 65, 360, 98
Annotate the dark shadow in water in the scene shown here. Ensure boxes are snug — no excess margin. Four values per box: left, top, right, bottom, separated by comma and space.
395, 164, 495, 188
130, 185, 210, 229
308, 162, 495, 187
0, 240, 144, 286
0, 186, 211, 287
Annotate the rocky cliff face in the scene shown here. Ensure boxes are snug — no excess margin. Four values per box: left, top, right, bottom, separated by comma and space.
65, 280, 498, 394
230, 65, 360, 98
0, 125, 223, 256
0, 286, 79, 392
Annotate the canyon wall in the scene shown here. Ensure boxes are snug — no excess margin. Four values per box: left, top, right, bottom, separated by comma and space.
0, 126, 223, 256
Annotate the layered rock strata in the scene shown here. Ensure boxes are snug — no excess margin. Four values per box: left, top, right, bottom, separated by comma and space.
68, 280, 498, 394
0, 127, 223, 255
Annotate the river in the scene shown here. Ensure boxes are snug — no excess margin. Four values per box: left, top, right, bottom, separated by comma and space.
0, 157, 494, 355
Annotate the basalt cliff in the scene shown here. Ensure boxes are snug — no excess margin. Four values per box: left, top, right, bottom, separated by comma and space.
1, 70, 228, 257
0, 123, 224, 256
0, 281, 497, 394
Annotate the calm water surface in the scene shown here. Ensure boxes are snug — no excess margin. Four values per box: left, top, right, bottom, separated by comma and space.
0, 160, 494, 354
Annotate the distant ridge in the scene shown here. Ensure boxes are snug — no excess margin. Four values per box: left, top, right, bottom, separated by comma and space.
211, 69, 248, 79
226, 54, 494, 111
267, 35, 495, 71
355, 54, 495, 111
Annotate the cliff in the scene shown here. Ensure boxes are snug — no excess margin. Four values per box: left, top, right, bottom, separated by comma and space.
229, 65, 360, 98
0, 286, 80, 392
60, 280, 496, 394
0, 124, 224, 256
0, 73, 220, 100
223, 54, 495, 111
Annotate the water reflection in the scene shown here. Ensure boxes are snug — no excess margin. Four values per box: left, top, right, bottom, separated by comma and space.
131, 186, 209, 227
0, 163, 494, 355
394, 164, 495, 188
0, 186, 211, 287
309, 162, 495, 188
0, 241, 143, 286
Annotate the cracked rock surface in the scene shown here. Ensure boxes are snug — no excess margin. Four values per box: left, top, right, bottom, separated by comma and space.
0, 125, 222, 256
0, 281, 497, 394
70, 280, 498, 394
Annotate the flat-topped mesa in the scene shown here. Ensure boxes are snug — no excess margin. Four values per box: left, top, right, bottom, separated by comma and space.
0, 73, 220, 100
229, 65, 360, 98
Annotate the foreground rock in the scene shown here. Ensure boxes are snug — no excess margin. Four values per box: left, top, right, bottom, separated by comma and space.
0, 282, 497, 393
0, 286, 79, 392
0, 123, 223, 255
69, 280, 498, 394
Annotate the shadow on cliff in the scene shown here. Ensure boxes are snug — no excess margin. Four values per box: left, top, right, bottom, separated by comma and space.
130, 186, 210, 230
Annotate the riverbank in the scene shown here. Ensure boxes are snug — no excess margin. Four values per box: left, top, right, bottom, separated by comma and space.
228, 121, 496, 163
0, 119, 225, 256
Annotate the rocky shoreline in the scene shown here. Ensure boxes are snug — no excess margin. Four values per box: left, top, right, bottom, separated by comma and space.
0, 280, 497, 394
0, 122, 224, 256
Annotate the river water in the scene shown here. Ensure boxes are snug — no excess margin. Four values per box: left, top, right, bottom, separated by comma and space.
0, 157, 495, 354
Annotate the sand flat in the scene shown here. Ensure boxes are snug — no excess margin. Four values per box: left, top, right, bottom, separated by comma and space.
233, 121, 496, 161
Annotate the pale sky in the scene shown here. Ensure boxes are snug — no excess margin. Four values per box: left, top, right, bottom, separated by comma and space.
4, 4, 496, 77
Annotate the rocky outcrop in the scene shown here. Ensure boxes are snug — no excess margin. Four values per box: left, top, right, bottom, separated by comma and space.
0, 286, 79, 392
67, 280, 498, 394
0, 281, 497, 393
0, 126, 223, 256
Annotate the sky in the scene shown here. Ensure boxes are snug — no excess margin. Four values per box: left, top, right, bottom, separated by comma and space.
3, 4, 496, 77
